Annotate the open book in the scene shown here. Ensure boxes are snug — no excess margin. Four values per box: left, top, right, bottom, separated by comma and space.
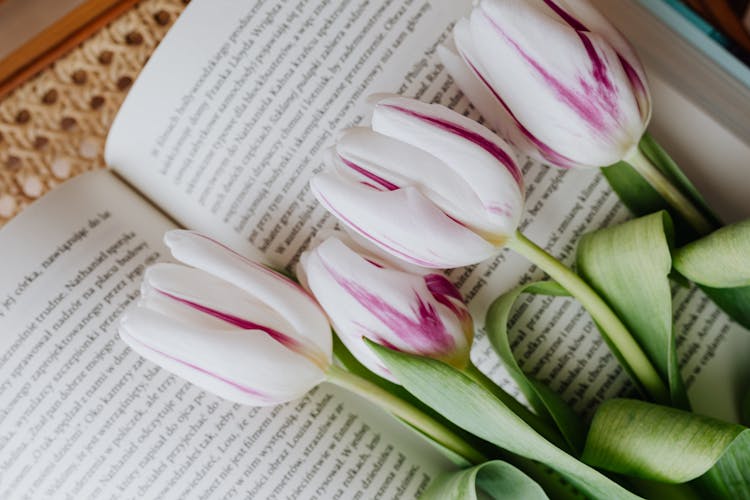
1, 0, 749, 497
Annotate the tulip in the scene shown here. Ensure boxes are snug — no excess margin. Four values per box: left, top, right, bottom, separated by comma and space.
298, 233, 474, 381
441, 0, 649, 169
310, 95, 525, 269
312, 96, 669, 405
119, 230, 332, 406
298, 232, 569, 449
439, 0, 713, 234
119, 230, 485, 464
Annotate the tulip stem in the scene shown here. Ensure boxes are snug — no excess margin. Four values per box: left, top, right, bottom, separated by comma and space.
625, 147, 714, 236
463, 361, 570, 452
507, 230, 670, 405
326, 364, 487, 465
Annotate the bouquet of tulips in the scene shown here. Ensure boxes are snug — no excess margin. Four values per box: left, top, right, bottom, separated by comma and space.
119, 1, 750, 498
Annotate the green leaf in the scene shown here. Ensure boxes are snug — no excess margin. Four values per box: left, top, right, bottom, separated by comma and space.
421, 460, 549, 500
576, 212, 687, 408
672, 219, 750, 330
332, 335, 484, 467
368, 341, 643, 500
673, 220, 750, 288
582, 399, 750, 498
698, 284, 750, 330
484, 281, 586, 455
699, 432, 750, 499
602, 133, 719, 246
333, 333, 414, 404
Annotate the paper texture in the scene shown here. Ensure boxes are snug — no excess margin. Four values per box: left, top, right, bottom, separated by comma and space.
0, 171, 453, 498
1, 0, 749, 498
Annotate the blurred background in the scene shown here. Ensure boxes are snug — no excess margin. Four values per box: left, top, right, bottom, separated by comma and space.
0, 0, 87, 62
666, 0, 750, 64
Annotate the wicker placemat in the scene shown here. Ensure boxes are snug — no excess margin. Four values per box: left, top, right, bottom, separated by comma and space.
0, 0, 188, 226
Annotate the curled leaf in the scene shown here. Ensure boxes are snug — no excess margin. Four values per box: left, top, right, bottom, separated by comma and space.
421, 460, 548, 500
583, 398, 750, 498
577, 211, 687, 408
673, 220, 750, 288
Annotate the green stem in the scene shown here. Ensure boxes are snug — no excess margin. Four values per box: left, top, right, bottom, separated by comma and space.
507, 231, 670, 405
326, 364, 487, 465
625, 147, 713, 236
463, 361, 570, 452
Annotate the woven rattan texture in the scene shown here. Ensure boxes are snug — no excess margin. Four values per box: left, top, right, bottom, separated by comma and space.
0, 0, 188, 226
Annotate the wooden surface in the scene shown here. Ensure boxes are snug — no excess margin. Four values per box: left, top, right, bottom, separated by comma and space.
0, 0, 141, 98
0, 0, 188, 226
0, 0, 88, 61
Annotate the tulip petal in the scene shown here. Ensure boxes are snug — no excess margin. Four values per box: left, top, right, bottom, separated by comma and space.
302, 238, 472, 380
370, 96, 524, 238
470, 0, 646, 167
164, 230, 332, 362
119, 308, 326, 406
304, 228, 430, 277
424, 273, 473, 330
545, 0, 650, 121
441, 23, 538, 157
372, 95, 523, 187
142, 263, 329, 369
452, 18, 578, 168
334, 127, 502, 237
310, 173, 498, 268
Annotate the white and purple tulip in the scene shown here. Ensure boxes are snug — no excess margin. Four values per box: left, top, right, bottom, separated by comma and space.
298, 234, 473, 382
439, 0, 651, 169
118, 230, 332, 406
310, 95, 525, 269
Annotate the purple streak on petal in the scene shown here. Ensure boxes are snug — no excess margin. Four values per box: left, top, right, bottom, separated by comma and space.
340, 156, 399, 191
361, 181, 383, 190
543, 0, 587, 31
424, 274, 463, 302
128, 335, 271, 402
461, 54, 576, 169
543, 1, 648, 123
323, 263, 456, 355
618, 54, 649, 120
314, 190, 440, 268
480, 8, 620, 134
155, 289, 327, 369
487, 203, 512, 218
578, 34, 614, 95
379, 104, 523, 188
157, 290, 297, 347
364, 258, 384, 269
424, 273, 473, 339
369, 332, 399, 351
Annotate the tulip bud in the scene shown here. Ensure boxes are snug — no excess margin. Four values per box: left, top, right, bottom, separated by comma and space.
298, 233, 473, 381
440, 0, 651, 169
310, 95, 524, 268
119, 230, 332, 406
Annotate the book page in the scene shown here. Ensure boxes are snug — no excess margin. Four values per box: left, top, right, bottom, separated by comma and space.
0, 171, 453, 499
105, 0, 750, 423
105, 0, 474, 266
